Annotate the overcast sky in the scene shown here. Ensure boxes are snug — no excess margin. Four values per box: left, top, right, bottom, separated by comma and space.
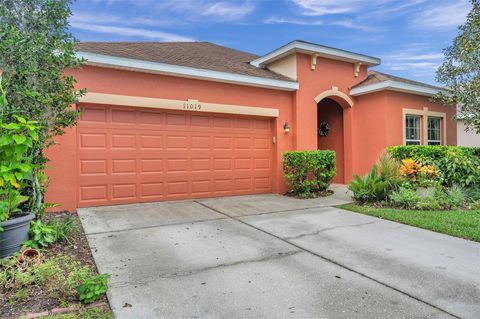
70, 0, 472, 85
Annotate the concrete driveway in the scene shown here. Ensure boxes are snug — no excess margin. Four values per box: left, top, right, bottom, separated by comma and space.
79, 187, 480, 319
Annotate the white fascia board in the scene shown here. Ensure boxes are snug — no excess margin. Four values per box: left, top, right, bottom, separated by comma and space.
77, 52, 299, 91
251, 41, 381, 67
350, 80, 444, 97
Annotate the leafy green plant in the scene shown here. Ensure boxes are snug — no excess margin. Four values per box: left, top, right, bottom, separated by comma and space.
389, 187, 421, 209
348, 165, 389, 203
416, 197, 441, 211
465, 185, 480, 202
469, 200, 480, 210
26, 220, 58, 248
77, 274, 110, 304
14, 288, 29, 301
25, 217, 78, 248
283, 150, 336, 198
435, 185, 466, 210
0, 112, 41, 225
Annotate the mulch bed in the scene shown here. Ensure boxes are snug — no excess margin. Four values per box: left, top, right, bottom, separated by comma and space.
0, 212, 111, 319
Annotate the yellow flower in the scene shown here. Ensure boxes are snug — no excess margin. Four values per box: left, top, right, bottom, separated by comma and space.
10, 180, 21, 189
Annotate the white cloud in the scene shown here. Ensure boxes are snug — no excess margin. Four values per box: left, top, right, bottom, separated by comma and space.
264, 16, 378, 32
70, 22, 194, 41
202, 2, 255, 20
413, 1, 470, 29
155, 0, 255, 21
292, 0, 365, 16
381, 44, 444, 76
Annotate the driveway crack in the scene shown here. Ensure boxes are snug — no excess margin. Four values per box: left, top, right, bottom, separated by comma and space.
109, 250, 302, 289
282, 221, 382, 240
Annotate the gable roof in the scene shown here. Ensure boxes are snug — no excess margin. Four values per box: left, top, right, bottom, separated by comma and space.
350, 71, 446, 96
77, 41, 294, 82
250, 40, 381, 68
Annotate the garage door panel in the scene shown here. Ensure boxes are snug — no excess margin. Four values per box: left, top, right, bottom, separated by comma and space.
77, 105, 274, 207
139, 111, 164, 126
111, 183, 137, 200
111, 108, 136, 124
79, 106, 107, 123
140, 159, 164, 173
166, 135, 189, 150
166, 113, 188, 126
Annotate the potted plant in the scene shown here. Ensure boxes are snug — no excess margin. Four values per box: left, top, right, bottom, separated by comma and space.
0, 80, 41, 258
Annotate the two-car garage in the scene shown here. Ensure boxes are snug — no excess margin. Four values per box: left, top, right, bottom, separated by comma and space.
76, 103, 275, 207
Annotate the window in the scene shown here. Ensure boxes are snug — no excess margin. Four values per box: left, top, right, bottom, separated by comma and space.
427, 117, 441, 145
405, 115, 421, 145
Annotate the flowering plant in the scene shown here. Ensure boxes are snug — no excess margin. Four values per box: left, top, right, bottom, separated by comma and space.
399, 159, 440, 188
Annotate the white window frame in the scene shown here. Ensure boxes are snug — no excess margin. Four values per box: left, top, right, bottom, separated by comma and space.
427, 117, 442, 145
405, 115, 422, 145
402, 108, 447, 145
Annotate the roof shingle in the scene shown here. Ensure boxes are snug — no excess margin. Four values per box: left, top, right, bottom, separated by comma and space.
77, 41, 295, 82
352, 70, 444, 91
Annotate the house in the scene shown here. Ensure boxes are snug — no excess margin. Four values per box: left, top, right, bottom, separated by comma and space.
45, 40, 457, 211
457, 118, 480, 147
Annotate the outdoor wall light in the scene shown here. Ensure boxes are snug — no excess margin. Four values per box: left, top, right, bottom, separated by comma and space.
283, 122, 290, 133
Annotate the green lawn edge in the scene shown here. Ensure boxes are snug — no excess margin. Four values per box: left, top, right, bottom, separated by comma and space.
337, 204, 480, 243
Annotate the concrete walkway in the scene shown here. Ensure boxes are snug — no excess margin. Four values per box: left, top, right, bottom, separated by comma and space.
79, 186, 480, 319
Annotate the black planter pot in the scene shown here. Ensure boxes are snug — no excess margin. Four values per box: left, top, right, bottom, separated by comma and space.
0, 213, 35, 258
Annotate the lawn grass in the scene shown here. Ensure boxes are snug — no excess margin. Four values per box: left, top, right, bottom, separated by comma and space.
337, 204, 480, 242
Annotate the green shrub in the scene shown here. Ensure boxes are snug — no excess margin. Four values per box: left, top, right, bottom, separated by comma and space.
465, 185, 480, 202
435, 185, 466, 210
283, 150, 336, 198
390, 187, 421, 209
77, 274, 110, 304
469, 200, 480, 210
349, 165, 390, 203
388, 146, 480, 187
378, 152, 404, 190
416, 197, 441, 210
27, 220, 58, 248
25, 217, 78, 248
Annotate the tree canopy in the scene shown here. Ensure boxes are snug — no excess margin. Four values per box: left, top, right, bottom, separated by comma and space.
435, 0, 480, 133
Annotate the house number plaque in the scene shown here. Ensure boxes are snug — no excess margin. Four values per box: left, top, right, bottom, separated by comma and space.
183, 99, 202, 111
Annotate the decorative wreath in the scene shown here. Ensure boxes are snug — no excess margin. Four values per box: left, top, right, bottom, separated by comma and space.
318, 121, 330, 137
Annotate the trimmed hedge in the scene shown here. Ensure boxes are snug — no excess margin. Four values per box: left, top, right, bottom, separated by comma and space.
283, 150, 336, 198
388, 146, 480, 187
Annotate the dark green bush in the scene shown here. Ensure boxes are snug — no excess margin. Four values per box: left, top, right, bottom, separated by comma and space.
388, 146, 480, 187
283, 150, 336, 198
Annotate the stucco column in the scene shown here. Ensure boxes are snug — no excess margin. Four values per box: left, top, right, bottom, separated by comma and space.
343, 106, 354, 182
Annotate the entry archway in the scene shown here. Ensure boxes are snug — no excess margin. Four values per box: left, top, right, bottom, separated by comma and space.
317, 98, 345, 183
314, 87, 354, 108
315, 87, 354, 184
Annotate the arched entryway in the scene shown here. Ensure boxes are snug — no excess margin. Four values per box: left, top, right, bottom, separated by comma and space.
317, 98, 345, 183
